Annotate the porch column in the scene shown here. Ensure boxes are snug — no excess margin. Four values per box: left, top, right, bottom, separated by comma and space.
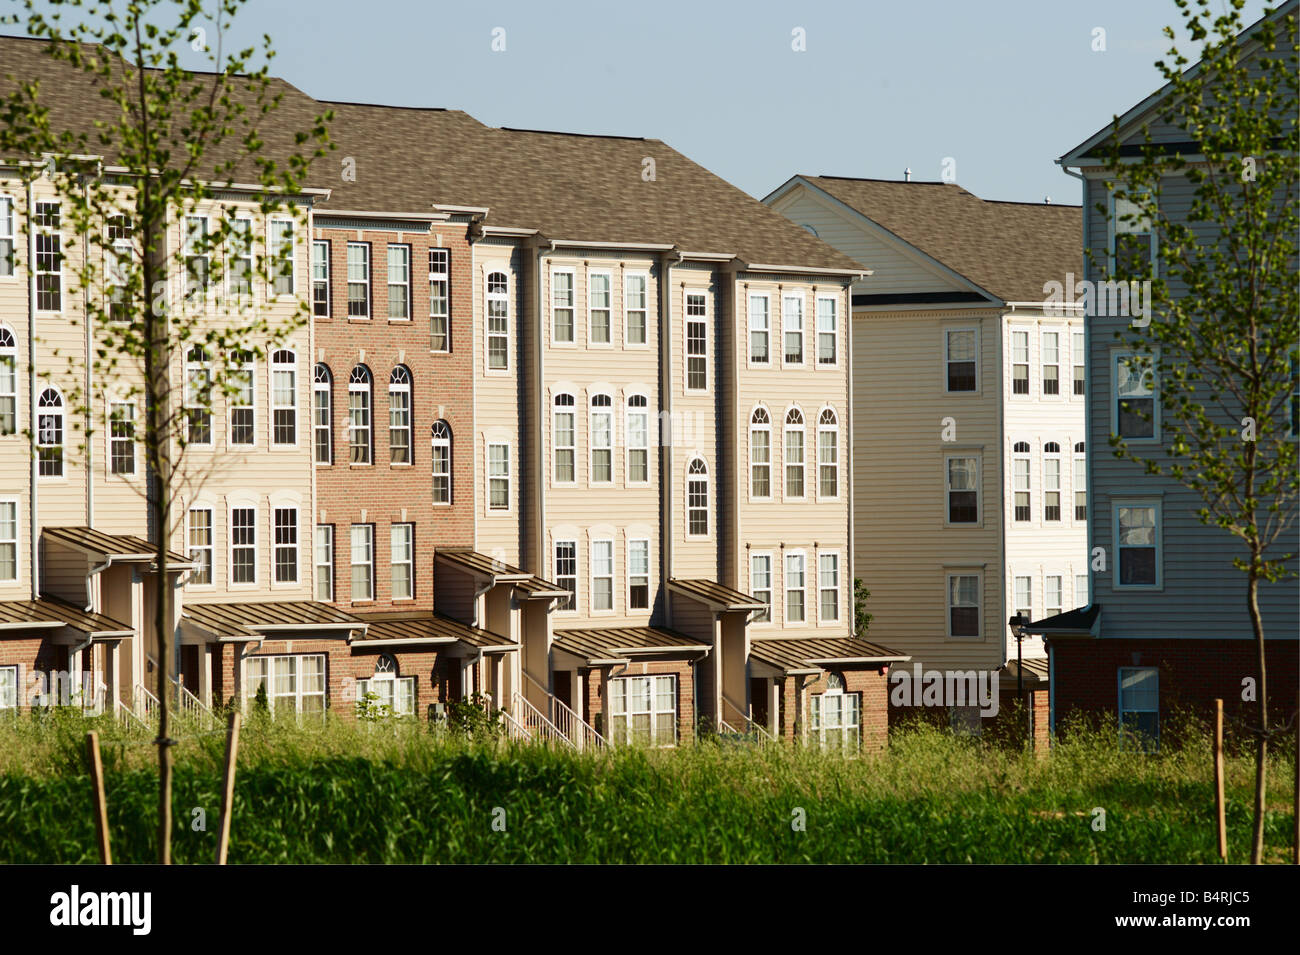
769, 678, 780, 737
712, 612, 723, 725
201, 645, 213, 707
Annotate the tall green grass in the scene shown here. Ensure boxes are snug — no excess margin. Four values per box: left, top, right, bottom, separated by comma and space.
0, 709, 1293, 863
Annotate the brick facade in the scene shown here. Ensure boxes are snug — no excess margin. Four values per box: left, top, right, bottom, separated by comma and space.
582, 658, 696, 746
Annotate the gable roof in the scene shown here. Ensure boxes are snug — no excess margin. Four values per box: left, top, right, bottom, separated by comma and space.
1058, 0, 1297, 164
780, 176, 1081, 303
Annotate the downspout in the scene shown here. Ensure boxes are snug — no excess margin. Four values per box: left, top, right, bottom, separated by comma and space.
660, 250, 682, 624
535, 240, 547, 574
82, 172, 93, 526
26, 178, 38, 600
844, 279, 855, 636
996, 298, 1007, 674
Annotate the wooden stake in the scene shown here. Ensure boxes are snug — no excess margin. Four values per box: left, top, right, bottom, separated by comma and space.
215, 709, 241, 865
85, 731, 111, 865
1293, 690, 1299, 865
1214, 699, 1227, 862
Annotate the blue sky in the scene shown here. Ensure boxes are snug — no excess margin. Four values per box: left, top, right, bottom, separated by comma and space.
30, 0, 1278, 204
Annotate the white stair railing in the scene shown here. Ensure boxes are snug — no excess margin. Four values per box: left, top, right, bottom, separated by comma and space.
134, 684, 160, 720
512, 691, 575, 750
521, 671, 605, 750
169, 677, 216, 727
117, 699, 147, 729
720, 693, 774, 742
500, 707, 532, 741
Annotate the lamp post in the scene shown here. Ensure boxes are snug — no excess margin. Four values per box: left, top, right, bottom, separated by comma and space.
1008, 614, 1029, 739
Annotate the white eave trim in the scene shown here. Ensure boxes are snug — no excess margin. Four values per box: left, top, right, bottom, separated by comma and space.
318, 209, 446, 222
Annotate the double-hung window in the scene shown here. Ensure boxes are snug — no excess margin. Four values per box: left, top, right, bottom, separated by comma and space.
946, 329, 976, 391
228, 350, 255, 446
1074, 443, 1087, 520
269, 219, 294, 296
750, 553, 772, 623
350, 523, 374, 601
608, 675, 676, 747
1013, 575, 1032, 621
1042, 332, 1060, 395
185, 346, 212, 445
785, 409, 805, 498
429, 249, 450, 350
1076, 574, 1089, 606
388, 366, 412, 464
817, 409, 838, 498
486, 272, 509, 369
626, 395, 649, 483
387, 244, 410, 320
1072, 331, 1085, 395
315, 524, 334, 601
227, 215, 252, 301
785, 552, 806, 624
628, 539, 650, 610
391, 523, 413, 600
686, 457, 708, 536
1115, 502, 1159, 587
231, 507, 256, 584
1112, 191, 1156, 280
783, 292, 804, 365
554, 541, 577, 611
431, 421, 452, 504
274, 507, 298, 584
0, 327, 13, 435
184, 216, 209, 306
0, 664, 16, 710
36, 388, 64, 477
685, 294, 707, 391
187, 508, 213, 586
313, 364, 332, 464
34, 202, 62, 311
0, 500, 15, 582
749, 293, 769, 364
553, 394, 576, 483
105, 214, 133, 324
819, 552, 840, 622
1043, 442, 1061, 522
816, 296, 837, 365
590, 394, 613, 483
488, 443, 510, 510
0, 196, 13, 276
348, 366, 372, 464
588, 272, 612, 344
591, 539, 614, 611
1011, 330, 1029, 395
810, 673, 859, 753
1045, 575, 1062, 617
271, 350, 296, 446
625, 273, 647, 345
1115, 352, 1157, 439
1012, 442, 1031, 521
109, 402, 135, 475
552, 269, 574, 343
947, 574, 980, 637
311, 240, 330, 316
347, 242, 370, 318
750, 408, 771, 498
946, 456, 978, 524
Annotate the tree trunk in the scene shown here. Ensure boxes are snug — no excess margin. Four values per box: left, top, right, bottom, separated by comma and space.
1247, 566, 1268, 865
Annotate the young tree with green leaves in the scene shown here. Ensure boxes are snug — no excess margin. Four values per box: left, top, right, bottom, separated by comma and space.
1101, 0, 1297, 865
0, 0, 331, 863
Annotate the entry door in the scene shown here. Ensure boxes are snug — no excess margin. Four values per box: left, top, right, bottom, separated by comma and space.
553, 671, 572, 710
750, 677, 769, 727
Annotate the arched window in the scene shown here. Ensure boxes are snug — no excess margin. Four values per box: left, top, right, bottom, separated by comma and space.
590, 393, 612, 483
1074, 442, 1087, 521
271, 349, 296, 446
1074, 441, 1085, 453
750, 407, 771, 498
626, 394, 649, 483
687, 457, 708, 537
348, 365, 372, 464
37, 387, 63, 477
1013, 440, 1031, 521
185, 345, 212, 445
313, 364, 332, 464
784, 408, 805, 498
818, 408, 839, 498
1044, 441, 1062, 522
553, 393, 575, 483
356, 653, 415, 716
388, 366, 412, 464
228, 349, 255, 446
1013, 441, 1031, 453
432, 420, 452, 504
811, 670, 859, 753
0, 326, 16, 435
486, 271, 509, 370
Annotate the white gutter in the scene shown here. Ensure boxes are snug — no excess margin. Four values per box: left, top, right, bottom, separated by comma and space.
742, 263, 872, 278
82, 171, 94, 527
547, 239, 676, 252
481, 225, 538, 238
660, 250, 684, 624
675, 250, 735, 262
535, 239, 547, 574
319, 209, 445, 222
431, 203, 491, 216
26, 177, 38, 600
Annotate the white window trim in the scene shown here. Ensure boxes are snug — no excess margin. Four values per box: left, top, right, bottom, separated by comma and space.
267, 216, 297, 301
429, 247, 451, 352
388, 366, 413, 466
816, 407, 840, 502
106, 398, 136, 478
590, 538, 615, 615
1011, 442, 1032, 524
783, 406, 806, 501
0, 323, 17, 437
1043, 442, 1063, 523
623, 270, 650, 349
311, 238, 330, 317
346, 241, 371, 319
315, 523, 334, 602
587, 269, 614, 348
486, 441, 511, 514
784, 549, 808, 627
1112, 498, 1164, 591
33, 201, 63, 314
1111, 347, 1162, 443
242, 653, 327, 717
589, 393, 614, 486
747, 290, 771, 368
390, 522, 414, 602
943, 452, 981, 527
683, 290, 709, 394
485, 270, 511, 374
1071, 329, 1086, 400
749, 550, 773, 627
550, 267, 576, 346
553, 539, 578, 614
386, 243, 412, 321
312, 363, 332, 465
184, 346, 214, 449
815, 293, 839, 369
1012, 574, 1033, 622
685, 456, 710, 540
0, 664, 17, 710
0, 194, 17, 282
818, 549, 841, 626
1117, 665, 1160, 751
348, 365, 373, 465
627, 537, 651, 612
607, 673, 678, 747
0, 496, 21, 583
270, 348, 298, 449
226, 214, 255, 304
749, 404, 772, 502
625, 394, 650, 486
36, 385, 65, 480
552, 393, 577, 487
228, 504, 258, 588
431, 420, 452, 505
943, 325, 979, 394
1044, 573, 1064, 618
781, 291, 806, 369
945, 571, 983, 640
271, 506, 299, 587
